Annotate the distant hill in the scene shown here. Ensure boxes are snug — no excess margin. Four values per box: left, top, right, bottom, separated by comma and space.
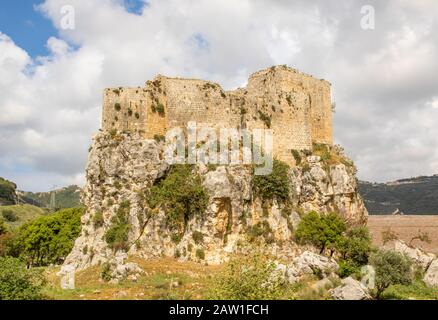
18, 185, 82, 209
359, 175, 438, 215
0, 204, 50, 229
0, 177, 18, 206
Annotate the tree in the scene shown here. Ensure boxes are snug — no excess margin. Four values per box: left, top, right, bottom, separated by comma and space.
336, 226, 373, 277
294, 211, 346, 254
11, 208, 83, 266
337, 226, 373, 265
370, 249, 413, 298
0, 257, 45, 300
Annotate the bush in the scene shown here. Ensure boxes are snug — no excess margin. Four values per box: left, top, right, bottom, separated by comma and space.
2, 209, 18, 222
0, 219, 7, 235
291, 150, 302, 165
152, 103, 165, 116
195, 248, 205, 260
105, 201, 131, 252
247, 221, 274, 243
207, 252, 285, 300
337, 226, 373, 267
101, 262, 112, 282
10, 208, 83, 266
370, 249, 413, 299
0, 257, 45, 300
93, 211, 104, 228
253, 160, 290, 203
147, 165, 209, 239
294, 211, 346, 254
192, 231, 204, 244
337, 260, 360, 278
114, 103, 121, 111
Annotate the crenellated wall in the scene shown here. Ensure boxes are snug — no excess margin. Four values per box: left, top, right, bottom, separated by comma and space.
101, 65, 333, 164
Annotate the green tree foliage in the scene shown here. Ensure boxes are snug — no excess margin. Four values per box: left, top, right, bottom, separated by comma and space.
253, 159, 290, 203
370, 249, 413, 299
10, 208, 83, 266
0, 257, 45, 300
105, 200, 131, 251
147, 165, 209, 238
336, 226, 373, 276
294, 211, 346, 254
207, 252, 286, 300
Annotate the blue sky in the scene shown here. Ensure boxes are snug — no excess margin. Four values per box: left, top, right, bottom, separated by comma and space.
0, 0, 56, 57
0, 0, 146, 57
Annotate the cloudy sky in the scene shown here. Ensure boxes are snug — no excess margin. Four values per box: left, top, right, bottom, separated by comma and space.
0, 0, 437, 191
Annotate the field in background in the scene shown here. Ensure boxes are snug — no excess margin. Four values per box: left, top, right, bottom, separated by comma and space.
368, 215, 438, 254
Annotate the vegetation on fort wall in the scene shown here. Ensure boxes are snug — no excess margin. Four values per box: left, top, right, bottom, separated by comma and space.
253, 159, 290, 203
105, 200, 131, 251
7, 208, 83, 267
312, 143, 355, 168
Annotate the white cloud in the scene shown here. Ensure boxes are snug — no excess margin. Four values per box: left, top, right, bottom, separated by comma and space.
1, 0, 438, 190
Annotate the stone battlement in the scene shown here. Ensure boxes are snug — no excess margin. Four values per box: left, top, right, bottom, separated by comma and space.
101, 65, 333, 164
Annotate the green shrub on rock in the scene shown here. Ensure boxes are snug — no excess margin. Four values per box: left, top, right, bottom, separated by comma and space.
253, 159, 290, 203
147, 165, 208, 240
105, 201, 131, 251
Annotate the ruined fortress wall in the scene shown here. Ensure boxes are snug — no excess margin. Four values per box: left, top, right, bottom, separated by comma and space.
101, 66, 333, 164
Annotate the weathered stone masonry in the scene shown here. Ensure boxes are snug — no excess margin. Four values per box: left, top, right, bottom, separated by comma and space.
102, 65, 333, 164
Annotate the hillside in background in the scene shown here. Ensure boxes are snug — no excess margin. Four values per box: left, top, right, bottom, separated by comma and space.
359, 175, 438, 215
0, 204, 50, 229
0, 177, 18, 206
18, 185, 82, 209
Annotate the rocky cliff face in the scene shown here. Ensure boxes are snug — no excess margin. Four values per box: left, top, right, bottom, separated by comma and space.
64, 132, 367, 271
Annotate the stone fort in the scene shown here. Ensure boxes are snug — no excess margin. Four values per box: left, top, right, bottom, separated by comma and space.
101, 65, 333, 164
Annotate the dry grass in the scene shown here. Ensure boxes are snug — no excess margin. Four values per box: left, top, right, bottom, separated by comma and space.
43, 257, 223, 300
368, 215, 438, 254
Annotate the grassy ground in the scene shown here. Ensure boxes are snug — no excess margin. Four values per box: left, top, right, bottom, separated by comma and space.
0, 204, 50, 229
41, 256, 438, 300
43, 257, 223, 300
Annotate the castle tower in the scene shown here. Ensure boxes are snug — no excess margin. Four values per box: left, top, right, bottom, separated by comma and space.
101, 65, 333, 164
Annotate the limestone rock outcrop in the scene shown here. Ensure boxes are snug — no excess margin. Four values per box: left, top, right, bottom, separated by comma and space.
330, 277, 371, 300
423, 259, 438, 287
63, 131, 367, 272
384, 240, 435, 271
